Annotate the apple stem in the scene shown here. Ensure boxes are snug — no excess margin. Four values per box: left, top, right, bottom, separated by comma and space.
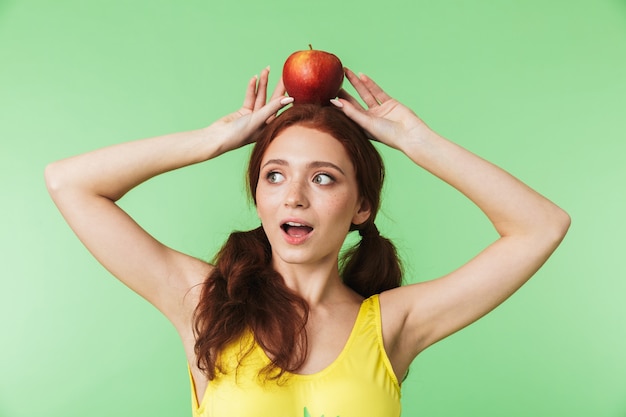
308, 44, 313, 50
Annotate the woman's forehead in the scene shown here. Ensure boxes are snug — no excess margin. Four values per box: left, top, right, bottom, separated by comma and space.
262, 125, 353, 170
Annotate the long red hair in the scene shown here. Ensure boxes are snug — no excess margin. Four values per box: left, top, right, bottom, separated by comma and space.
193, 104, 402, 380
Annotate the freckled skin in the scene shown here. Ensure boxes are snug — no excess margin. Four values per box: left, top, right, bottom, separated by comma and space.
255, 125, 370, 270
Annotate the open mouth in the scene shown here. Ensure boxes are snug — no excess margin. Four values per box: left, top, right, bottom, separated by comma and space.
281, 221, 314, 238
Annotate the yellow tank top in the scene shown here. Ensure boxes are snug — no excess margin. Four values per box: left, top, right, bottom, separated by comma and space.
188, 295, 401, 417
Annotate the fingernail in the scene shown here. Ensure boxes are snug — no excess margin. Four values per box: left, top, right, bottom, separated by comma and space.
330, 99, 343, 108
280, 97, 294, 105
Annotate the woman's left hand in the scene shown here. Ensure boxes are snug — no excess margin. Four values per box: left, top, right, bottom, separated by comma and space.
331, 68, 432, 151
333, 68, 571, 376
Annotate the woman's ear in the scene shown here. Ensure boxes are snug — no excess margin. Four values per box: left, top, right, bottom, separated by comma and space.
352, 198, 372, 226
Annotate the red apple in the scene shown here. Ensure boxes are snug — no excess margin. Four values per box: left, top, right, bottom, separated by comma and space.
282, 45, 344, 106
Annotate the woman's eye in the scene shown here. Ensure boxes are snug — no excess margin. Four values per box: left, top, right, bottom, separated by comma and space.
267, 172, 285, 183
313, 173, 334, 185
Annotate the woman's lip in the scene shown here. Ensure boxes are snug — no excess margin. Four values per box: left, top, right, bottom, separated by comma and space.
280, 219, 314, 245
280, 218, 313, 228
281, 227, 313, 245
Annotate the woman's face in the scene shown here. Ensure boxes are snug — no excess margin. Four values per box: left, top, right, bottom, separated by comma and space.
256, 125, 371, 268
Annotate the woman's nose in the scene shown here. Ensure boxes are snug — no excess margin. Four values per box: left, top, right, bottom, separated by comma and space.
285, 181, 309, 208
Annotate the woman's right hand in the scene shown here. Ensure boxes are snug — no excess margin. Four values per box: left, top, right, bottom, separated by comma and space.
44, 67, 291, 334
204, 67, 293, 155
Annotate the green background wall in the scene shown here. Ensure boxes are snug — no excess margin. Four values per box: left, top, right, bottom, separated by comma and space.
1, 0, 625, 416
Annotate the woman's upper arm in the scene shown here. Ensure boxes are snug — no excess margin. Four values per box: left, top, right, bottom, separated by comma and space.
380, 211, 569, 369
46, 167, 212, 327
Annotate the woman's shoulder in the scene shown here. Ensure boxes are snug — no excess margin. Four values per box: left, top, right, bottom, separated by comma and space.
376, 287, 418, 377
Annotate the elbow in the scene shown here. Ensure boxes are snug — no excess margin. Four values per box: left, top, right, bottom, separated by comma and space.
513, 204, 571, 250
44, 160, 71, 199
558, 208, 571, 235
44, 162, 61, 196
544, 206, 571, 248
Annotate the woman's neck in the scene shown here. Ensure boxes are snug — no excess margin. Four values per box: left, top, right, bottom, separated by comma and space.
271, 257, 350, 306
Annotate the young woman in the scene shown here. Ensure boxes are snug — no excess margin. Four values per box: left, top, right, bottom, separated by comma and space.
45, 67, 570, 417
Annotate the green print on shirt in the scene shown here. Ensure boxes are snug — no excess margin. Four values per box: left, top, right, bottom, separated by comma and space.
303, 406, 339, 417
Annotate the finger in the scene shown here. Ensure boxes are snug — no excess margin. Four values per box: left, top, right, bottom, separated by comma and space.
337, 88, 365, 110
269, 76, 286, 102
359, 73, 392, 104
251, 96, 294, 126
330, 98, 374, 135
344, 67, 378, 108
265, 76, 289, 123
243, 75, 259, 110
254, 66, 270, 110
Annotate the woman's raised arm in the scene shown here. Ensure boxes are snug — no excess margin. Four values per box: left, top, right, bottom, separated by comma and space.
332, 69, 570, 376
45, 69, 291, 329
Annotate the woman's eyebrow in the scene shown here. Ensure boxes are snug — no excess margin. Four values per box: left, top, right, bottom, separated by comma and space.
261, 158, 288, 169
307, 161, 345, 175
262, 159, 346, 175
